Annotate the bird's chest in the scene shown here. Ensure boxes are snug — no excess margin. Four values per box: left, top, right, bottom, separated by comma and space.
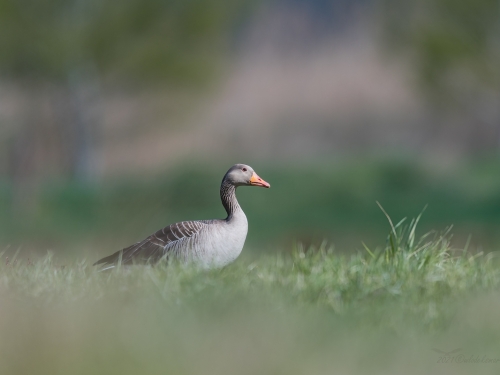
199, 215, 248, 269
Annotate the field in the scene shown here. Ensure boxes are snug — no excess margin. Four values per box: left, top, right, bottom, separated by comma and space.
2, 216, 500, 375
2, 159, 500, 257
2, 0, 499, 372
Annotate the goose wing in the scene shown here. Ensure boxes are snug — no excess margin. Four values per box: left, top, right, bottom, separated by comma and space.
93, 220, 210, 267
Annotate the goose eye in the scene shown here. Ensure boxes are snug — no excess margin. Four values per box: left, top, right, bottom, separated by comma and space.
242, 168, 247, 172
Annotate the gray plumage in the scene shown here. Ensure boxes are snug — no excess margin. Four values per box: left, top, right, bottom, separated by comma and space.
93, 164, 270, 270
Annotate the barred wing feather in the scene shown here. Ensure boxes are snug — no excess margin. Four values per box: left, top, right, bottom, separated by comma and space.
93, 220, 209, 267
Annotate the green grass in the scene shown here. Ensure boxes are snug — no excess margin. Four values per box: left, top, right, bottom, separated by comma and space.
2, 217, 500, 375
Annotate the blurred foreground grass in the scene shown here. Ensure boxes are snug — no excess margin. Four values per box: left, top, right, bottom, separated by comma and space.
1, 221, 500, 375
2, 158, 500, 257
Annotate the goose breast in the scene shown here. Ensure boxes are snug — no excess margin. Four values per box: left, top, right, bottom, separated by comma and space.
188, 212, 248, 269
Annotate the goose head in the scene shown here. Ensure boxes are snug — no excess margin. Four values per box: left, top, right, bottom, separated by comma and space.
224, 164, 270, 188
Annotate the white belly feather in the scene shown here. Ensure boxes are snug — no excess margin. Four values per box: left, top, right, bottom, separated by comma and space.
199, 212, 248, 269
167, 210, 248, 269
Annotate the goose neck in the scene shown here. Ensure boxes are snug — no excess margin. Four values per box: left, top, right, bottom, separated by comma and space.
220, 180, 241, 220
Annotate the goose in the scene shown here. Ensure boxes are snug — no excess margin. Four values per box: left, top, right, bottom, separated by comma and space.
93, 164, 270, 270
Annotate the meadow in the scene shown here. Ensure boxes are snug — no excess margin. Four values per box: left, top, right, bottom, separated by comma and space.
2, 0, 499, 372
2, 158, 500, 256
1, 215, 500, 375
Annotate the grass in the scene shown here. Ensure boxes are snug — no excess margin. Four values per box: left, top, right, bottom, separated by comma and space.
2, 215, 500, 374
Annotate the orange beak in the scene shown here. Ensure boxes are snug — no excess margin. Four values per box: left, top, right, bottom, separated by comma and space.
250, 172, 270, 188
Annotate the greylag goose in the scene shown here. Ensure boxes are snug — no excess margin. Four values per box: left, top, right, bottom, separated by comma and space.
93, 164, 270, 270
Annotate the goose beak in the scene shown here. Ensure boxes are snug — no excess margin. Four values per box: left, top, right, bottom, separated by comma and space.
250, 172, 270, 188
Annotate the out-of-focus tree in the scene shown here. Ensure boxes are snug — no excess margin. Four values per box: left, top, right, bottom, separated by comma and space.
379, 0, 500, 152
0, 0, 255, 210
0, 0, 255, 84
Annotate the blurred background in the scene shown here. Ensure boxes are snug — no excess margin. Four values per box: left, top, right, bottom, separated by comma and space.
1, 0, 500, 258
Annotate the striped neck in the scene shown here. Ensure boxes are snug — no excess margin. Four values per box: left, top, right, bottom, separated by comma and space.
220, 179, 241, 220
